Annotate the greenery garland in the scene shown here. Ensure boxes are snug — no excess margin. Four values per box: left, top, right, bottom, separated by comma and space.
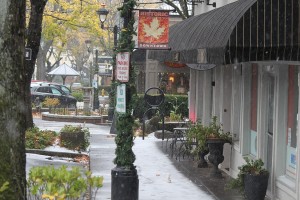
113, 0, 137, 169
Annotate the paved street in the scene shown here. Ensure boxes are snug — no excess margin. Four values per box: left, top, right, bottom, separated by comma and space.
28, 118, 216, 200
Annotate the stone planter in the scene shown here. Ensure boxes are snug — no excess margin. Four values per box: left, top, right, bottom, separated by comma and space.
207, 138, 228, 177
111, 167, 139, 200
244, 173, 269, 200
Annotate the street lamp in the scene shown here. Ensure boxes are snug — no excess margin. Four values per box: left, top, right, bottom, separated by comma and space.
96, 4, 109, 29
96, 5, 119, 49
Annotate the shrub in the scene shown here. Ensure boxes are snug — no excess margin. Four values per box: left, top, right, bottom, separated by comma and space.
43, 97, 60, 108
72, 91, 84, 102
59, 125, 90, 151
25, 126, 58, 149
27, 165, 103, 199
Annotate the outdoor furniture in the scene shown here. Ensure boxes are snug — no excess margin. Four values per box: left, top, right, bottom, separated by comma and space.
159, 121, 188, 151
159, 121, 188, 132
169, 127, 189, 158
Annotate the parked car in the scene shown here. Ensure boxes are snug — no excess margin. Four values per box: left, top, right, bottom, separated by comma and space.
31, 85, 77, 108
48, 83, 72, 95
31, 81, 72, 95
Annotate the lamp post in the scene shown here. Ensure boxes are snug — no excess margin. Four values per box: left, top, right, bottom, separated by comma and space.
85, 39, 99, 110
97, 3, 139, 200
93, 49, 99, 110
96, 5, 119, 122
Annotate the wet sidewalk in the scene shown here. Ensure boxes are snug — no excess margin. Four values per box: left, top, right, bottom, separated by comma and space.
155, 139, 243, 200
31, 119, 267, 200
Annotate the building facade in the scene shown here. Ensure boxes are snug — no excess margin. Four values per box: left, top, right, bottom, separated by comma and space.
148, 0, 300, 199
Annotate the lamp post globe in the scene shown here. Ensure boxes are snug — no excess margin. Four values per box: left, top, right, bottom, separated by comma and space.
96, 4, 109, 29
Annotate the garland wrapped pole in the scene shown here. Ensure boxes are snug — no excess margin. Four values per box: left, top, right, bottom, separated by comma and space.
111, 0, 139, 199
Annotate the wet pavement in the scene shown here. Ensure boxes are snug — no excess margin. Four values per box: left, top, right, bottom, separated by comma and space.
28, 118, 248, 200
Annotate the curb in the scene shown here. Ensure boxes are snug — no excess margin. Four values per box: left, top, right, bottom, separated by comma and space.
26, 149, 88, 158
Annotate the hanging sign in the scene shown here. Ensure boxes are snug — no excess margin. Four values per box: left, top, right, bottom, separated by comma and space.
137, 9, 169, 49
116, 52, 130, 82
116, 84, 126, 113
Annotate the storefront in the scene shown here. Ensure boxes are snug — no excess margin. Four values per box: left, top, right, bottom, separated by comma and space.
148, 0, 300, 199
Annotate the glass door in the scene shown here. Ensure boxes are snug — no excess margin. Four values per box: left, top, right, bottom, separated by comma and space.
265, 73, 275, 192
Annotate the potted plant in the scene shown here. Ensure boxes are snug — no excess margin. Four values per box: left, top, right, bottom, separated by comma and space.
205, 116, 232, 177
186, 120, 209, 168
228, 157, 269, 200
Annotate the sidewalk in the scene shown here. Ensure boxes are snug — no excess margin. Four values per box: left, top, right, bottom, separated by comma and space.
32, 119, 244, 200
90, 133, 216, 200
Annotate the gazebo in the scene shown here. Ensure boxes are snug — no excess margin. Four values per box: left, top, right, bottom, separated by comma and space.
48, 63, 80, 85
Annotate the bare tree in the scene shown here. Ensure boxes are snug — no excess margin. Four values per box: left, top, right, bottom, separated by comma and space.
0, 0, 27, 199
160, 0, 192, 19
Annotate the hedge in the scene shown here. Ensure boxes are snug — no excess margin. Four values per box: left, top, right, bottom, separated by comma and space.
133, 94, 188, 121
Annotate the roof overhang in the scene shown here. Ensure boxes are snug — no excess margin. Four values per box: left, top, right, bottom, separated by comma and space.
148, 0, 300, 67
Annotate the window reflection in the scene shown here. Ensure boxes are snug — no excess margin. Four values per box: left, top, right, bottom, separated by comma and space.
286, 66, 298, 178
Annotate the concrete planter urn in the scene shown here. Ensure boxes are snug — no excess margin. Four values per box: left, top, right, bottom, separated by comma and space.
206, 138, 228, 177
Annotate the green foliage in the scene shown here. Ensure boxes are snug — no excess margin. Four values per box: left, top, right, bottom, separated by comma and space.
60, 125, 90, 151
71, 91, 84, 102
25, 126, 58, 149
27, 165, 103, 199
167, 94, 184, 122
0, 182, 9, 198
133, 94, 188, 121
113, 0, 137, 170
206, 116, 232, 142
186, 116, 232, 156
114, 113, 136, 169
227, 157, 269, 194
169, 112, 182, 121
186, 120, 209, 154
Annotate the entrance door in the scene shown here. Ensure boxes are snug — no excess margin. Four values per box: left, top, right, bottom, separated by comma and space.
264, 72, 275, 194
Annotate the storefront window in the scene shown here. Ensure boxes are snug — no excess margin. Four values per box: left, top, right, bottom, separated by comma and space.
158, 72, 189, 94
286, 66, 298, 178
250, 64, 258, 156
